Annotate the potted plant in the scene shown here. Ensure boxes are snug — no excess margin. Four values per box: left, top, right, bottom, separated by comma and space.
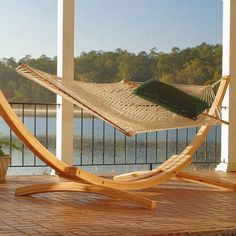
0, 139, 19, 182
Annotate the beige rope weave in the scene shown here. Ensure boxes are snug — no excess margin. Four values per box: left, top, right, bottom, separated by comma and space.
16, 64, 222, 136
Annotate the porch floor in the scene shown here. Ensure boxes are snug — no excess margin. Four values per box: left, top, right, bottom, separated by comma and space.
0, 171, 236, 235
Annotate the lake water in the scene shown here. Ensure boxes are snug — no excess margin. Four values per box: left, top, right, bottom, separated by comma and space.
0, 116, 221, 175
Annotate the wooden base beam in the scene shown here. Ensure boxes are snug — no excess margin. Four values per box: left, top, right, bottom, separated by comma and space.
177, 172, 236, 191
15, 182, 156, 210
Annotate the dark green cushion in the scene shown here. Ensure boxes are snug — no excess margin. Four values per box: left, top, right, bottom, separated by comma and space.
133, 79, 210, 120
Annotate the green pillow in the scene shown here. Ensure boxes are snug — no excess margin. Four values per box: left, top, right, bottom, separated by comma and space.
133, 79, 210, 120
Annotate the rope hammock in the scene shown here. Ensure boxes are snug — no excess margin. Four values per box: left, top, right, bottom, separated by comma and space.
15, 64, 225, 136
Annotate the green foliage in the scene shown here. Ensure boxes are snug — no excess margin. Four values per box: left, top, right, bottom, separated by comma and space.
0, 43, 222, 103
0, 138, 21, 156
0, 56, 56, 103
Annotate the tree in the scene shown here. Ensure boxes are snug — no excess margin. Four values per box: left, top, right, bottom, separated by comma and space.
0, 43, 222, 102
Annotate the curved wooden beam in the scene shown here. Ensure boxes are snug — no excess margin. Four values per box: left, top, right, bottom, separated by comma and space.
113, 154, 186, 182
0, 91, 194, 190
113, 76, 230, 183
112, 127, 210, 182
15, 182, 156, 210
65, 154, 192, 190
0, 91, 69, 176
0, 76, 230, 193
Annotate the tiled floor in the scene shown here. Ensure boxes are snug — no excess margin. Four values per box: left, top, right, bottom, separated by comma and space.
0, 171, 236, 235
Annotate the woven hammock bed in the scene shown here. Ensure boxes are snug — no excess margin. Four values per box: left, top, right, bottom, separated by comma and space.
0, 63, 235, 210
16, 64, 224, 136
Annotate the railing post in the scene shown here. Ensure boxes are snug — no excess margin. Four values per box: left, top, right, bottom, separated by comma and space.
149, 164, 153, 171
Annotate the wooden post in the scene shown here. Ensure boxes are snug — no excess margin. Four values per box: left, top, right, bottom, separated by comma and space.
216, 0, 236, 171
56, 0, 74, 165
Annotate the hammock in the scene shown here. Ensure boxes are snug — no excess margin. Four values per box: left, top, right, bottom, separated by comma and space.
15, 64, 224, 136
0, 74, 233, 210
0, 65, 232, 209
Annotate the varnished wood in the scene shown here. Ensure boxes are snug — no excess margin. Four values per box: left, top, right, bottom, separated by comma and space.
113, 154, 188, 182
113, 76, 230, 183
0, 91, 156, 208
0, 76, 232, 210
15, 182, 156, 209
3, 175, 236, 234
177, 171, 236, 190
0, 92, 69, 176
65, 154, 192, 190
0, 91, 197, 190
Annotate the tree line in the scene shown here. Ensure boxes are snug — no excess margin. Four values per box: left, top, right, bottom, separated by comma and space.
0, 42, 222, 103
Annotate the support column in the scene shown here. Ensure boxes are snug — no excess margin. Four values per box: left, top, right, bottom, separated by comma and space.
56, 0, 74, 165
216, 0, 236, 171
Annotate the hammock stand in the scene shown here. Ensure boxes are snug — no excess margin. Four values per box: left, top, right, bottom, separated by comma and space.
0, 64, 234, 210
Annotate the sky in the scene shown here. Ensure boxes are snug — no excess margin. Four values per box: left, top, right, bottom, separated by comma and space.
0, 0, 222, 60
